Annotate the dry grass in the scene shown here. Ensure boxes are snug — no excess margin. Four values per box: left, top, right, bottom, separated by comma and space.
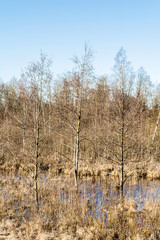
0, 171, 160, 240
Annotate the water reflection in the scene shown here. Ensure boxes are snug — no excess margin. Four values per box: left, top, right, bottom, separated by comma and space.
59, 177, 160, 218
1, 175, 160, 220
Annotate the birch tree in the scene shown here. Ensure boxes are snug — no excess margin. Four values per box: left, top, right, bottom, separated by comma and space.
56, 44, 94, 186
72, 45, 94, 186
109, 48, 143, 195
152, 85, 160, 144
19, 53, 54, 209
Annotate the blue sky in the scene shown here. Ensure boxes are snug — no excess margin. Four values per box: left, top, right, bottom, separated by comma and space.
0, 0, 160, 84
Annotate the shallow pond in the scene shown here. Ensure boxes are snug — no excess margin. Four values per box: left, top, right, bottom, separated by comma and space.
59, 177, 160, 218
1, 174, 160, 220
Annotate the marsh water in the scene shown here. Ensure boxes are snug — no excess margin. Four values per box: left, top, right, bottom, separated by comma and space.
1, 174, 160, 221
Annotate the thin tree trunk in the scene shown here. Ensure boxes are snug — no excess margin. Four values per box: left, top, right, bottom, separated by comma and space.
35, 93, 40, 211
121, 93, 125, 197
23, 103, 27, 152
35, 120, 39, 211
23, 126, 26, 152
121, 122, 124, 197
152, 111, 160, 143
48, 84, 52, 135
74, 113, 81, 187
5, 101, 9, 141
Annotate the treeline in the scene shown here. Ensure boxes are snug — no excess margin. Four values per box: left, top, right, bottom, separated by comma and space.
0, 47, 160, 186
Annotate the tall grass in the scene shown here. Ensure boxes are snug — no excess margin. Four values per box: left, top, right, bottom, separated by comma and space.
0, 173, 160, 239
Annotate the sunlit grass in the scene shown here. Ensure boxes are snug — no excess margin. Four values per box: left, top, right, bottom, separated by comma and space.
0, 171, 160, 239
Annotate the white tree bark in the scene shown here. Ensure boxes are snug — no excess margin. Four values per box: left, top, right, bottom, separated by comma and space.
152, 111, 160, 143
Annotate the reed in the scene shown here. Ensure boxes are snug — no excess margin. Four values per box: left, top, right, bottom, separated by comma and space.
0, 172, 160, 240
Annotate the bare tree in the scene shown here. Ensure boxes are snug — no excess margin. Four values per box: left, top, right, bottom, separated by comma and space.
55, 44, 94, 186
108, 48, 143, 195
72, 44, 94, 186
17, 53, 54, 209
